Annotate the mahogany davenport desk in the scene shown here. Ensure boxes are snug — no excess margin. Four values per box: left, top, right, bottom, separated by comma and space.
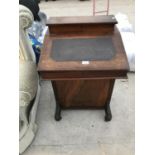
38, 15, 129, 121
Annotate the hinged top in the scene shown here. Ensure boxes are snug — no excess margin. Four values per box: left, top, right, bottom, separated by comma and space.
46, 15, 117, 25
38, 15, 129, 80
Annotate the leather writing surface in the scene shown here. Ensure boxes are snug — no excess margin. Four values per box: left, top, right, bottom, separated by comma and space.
51, 37, 116, 61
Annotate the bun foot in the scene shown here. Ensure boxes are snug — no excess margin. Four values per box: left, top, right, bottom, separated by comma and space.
55, 115, 62, 121
105, 113, 112, 121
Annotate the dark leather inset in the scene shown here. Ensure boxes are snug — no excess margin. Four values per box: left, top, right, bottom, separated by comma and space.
51, 37, 116, 61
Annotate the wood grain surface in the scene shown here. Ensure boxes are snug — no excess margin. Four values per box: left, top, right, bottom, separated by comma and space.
47, 15, 117, 25
38, 15, 129, 111
52, 79, 114, 108
38, 27, 129, 80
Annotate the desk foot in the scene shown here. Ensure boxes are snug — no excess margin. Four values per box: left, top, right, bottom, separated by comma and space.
104, 104, 112, 121
55, 103, 62, 121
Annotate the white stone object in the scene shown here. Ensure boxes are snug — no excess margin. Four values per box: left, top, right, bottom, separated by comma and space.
19, 5, 40, 154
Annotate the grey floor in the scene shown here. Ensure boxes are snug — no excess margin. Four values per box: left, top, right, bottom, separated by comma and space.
23, 73, 135, 155
23, 0, 135, 155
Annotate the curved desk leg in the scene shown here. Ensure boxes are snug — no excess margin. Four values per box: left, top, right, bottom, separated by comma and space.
104, 79, 115, 122
55, 102, 62, 121
104, 104, 112, 121
52, 81, 62, 121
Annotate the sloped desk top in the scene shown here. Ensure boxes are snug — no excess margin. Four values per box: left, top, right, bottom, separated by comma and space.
38, 15, 129, 80
51, 37, 116, 61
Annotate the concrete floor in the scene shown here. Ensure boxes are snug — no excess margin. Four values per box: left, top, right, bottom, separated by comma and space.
23, 0, 135, 155
23, 73, 135, 155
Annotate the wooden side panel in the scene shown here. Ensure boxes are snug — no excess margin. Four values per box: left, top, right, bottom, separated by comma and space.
52, 79, 114, 108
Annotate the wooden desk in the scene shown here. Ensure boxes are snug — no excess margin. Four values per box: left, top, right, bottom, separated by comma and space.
38, 15, 129, 121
